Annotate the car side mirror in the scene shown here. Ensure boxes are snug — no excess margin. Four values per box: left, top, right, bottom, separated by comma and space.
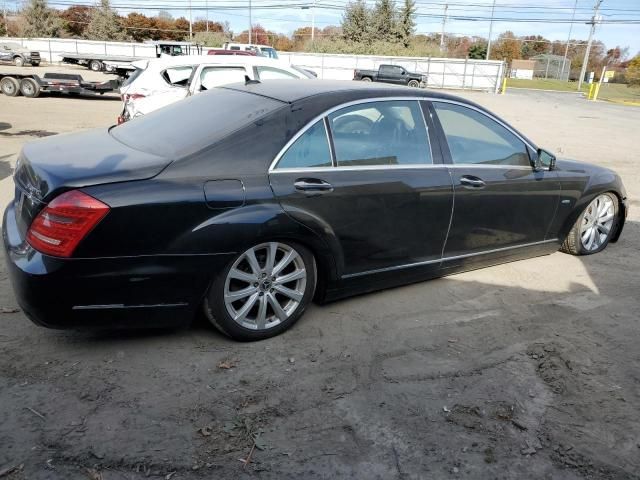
536, 148, 556, 171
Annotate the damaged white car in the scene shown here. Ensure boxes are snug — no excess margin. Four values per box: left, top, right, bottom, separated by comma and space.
118, 55, 314, 122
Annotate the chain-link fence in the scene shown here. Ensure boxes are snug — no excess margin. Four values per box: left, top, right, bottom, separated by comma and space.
531, 54, 570, 81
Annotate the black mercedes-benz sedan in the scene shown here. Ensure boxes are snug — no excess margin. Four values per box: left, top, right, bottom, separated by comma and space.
3, 80, 628, 340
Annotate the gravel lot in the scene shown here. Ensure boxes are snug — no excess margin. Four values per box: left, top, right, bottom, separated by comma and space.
1, 70, 639, 479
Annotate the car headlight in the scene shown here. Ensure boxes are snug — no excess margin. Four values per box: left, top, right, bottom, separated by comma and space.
421, 75, 428, 81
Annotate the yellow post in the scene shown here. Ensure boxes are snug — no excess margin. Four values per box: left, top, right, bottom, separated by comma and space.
501, 76, 507, 95
588, 83, 595, 100
592, 65, 607, 102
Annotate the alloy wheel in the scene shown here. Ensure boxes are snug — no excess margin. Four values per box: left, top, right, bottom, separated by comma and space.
580, 194, 615, 252
224, 242, 307, 331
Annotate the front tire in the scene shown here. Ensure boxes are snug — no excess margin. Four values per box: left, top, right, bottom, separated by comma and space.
561, 193, 618, 255
14, 56, 24, 67
408, 79, 420, 88
89, 60, 103, 72
204, 241, 316, 341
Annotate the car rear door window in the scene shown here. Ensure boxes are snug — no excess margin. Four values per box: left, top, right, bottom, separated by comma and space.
433, 102, 531, 167
276, 120, 332, 169
328, 100, 432, 167
161, 66, 194, 87
199, 66, 246, 90
256, 66, 299, 80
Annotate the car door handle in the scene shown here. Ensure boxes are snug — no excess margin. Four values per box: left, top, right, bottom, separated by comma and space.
459, 175, 486, 189
294, 178, 334, 195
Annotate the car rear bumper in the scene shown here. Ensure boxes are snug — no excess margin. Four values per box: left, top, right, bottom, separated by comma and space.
3, 201, 234, 329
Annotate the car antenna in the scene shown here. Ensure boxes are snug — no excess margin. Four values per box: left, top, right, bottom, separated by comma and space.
245, 75, 261, 85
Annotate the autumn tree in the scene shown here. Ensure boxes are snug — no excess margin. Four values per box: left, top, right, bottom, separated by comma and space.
520, 35, 548, 59
490, 31, 521, 64
122, 12, 155, 41
60, 5, 92, 37
86, 0, 125, 40
22, 0, 61, 38
234, 24, 271, 44
626, 55, 640, 87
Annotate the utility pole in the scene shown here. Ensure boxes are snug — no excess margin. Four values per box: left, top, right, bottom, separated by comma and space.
486, 0, 496, 59
439, 4, 448, 53
249, 0, 253, 44
311, 0, 316, 42
577, 0, 603, 91
561, 0, 578, 81
206, 0, 209, 32
188, 0, 193, 40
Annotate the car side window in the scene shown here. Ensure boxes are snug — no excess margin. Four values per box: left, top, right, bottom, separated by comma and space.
256, 66, 299, 80
161, 66, 194, 87
433, 102, 531, 167
276, 120, 332, 169
328, 100, 432, 167
199, 66, 246, 91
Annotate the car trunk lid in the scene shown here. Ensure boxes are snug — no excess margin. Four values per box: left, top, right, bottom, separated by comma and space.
13, 127, 171, 238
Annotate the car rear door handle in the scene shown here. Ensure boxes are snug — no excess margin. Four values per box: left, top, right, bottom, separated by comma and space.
294, 178, 334, 196
459, 175, 485, 189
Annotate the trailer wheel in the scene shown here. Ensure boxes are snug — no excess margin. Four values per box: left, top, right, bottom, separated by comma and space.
89, 60, 103, 72
0, 77, 20, 96
14, 56, 24, 67
20, 78, 40, 98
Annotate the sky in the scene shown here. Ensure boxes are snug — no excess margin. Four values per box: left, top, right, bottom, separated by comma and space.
27, 0, 640, 55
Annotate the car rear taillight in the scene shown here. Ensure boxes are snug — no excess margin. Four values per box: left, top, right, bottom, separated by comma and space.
26, 190, 109, 258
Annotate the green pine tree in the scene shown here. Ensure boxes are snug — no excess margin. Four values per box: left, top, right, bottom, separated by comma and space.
342, 0, 370, 43
398, 0, 416, 48
372, 0, 397, 43
22, 0, 61, 38
86, 0, 125, 41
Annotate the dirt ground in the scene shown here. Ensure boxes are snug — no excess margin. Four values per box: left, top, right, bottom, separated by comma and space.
1, 70, 640, 479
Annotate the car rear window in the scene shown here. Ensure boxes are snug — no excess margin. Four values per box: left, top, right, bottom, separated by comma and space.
110, 88, 285, 158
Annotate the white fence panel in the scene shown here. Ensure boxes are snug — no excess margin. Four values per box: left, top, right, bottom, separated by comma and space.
279, 52, 504, 92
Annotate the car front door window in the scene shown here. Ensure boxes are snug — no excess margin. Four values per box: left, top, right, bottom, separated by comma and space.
433, 102, 531, 167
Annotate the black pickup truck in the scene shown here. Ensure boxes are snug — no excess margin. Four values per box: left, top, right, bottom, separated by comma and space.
353, 64, 426, 87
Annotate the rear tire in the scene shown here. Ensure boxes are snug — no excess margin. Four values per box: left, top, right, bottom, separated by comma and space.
204, 241, 316, 341
89, 60, 103, 72
361, 77, 372, 82
561, 192, 618, 255
0, 77, 20, 97
19, 78, 40, 98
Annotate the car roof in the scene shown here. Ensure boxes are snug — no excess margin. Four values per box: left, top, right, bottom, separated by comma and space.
221, 79, 467, 104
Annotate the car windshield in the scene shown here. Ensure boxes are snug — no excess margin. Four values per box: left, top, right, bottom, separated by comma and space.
110, 89, 285, 158
260, 47, 278, 59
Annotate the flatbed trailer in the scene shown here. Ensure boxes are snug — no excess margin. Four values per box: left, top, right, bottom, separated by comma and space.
61, 41, 203, 72
0, 72, 119, 98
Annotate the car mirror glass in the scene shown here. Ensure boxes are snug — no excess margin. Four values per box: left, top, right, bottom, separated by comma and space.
537, 148, 556, 171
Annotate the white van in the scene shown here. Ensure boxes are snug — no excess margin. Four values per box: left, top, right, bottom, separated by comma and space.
118, 55, 313, 122
223, 42, 279, 59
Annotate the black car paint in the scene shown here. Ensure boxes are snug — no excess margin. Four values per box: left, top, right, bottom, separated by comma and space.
2, 81, 628, 329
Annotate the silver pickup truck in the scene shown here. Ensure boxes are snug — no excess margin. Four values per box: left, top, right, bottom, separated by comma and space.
0, 42, 41, 67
